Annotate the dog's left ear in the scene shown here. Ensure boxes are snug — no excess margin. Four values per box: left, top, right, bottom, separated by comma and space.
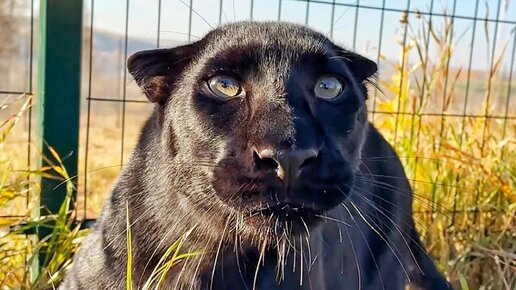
335, 47, 377, 81
127, 41, 203, 104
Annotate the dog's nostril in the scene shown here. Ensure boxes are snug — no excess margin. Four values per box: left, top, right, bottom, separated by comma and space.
253, 150, 279, 171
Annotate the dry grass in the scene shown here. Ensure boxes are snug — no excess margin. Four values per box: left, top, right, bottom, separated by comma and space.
0, 95, 89, 289
373, 12, 516, 289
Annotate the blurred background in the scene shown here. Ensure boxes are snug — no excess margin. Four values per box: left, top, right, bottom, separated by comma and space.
0, 0, 514, 289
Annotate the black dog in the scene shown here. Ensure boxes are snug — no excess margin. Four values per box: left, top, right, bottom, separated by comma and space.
60, 21, 452, 290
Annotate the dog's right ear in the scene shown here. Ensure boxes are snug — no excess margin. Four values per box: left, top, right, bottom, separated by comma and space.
127, 41, 202, 104
329, 44, 377, 82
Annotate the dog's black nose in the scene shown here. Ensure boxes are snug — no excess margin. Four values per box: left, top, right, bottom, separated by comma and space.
254, 147, 319, 188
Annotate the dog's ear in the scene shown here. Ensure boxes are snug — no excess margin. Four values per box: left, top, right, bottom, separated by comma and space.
345, 52, 377, 81
333, 46, 377, 82
127, 41, 202, 104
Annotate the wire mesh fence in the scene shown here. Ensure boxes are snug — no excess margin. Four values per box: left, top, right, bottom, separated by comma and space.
0, 0, 515, 287
0, 0, 36, 220
77, 0, 516, 219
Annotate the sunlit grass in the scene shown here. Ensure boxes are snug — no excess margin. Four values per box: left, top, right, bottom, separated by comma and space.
1, 98, 199, 290
374, 11, 515, 289
0, 95, 89, 289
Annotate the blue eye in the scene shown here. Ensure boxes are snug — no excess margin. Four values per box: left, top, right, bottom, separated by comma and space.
207, 75, 243, 99
314, 75, 344, 100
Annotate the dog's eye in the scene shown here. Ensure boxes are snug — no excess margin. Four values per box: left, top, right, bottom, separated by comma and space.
207, 75, 243, 99
314, 75, 344, 100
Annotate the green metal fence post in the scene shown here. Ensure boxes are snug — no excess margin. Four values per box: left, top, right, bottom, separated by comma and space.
36, 0, 83, 266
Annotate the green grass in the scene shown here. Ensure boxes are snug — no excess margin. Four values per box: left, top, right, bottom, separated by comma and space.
126, 202, 133, 290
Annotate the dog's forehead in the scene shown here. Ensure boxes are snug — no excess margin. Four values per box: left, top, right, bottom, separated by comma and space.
186, 21, 345, 84
203, 21, 329, 56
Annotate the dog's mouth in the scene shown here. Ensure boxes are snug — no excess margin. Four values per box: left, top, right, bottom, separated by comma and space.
246, 202, 322, 230
250, 202, 317, 216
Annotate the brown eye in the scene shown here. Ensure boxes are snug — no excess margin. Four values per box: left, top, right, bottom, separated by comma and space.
207, 75, 243, 99
314, 75, 344, 100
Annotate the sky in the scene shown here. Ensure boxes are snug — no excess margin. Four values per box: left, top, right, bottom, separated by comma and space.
12, 0, 514, 72
81, 0, 516, 72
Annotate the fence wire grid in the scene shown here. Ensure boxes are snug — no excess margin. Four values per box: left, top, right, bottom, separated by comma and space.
78, 0, 516, 217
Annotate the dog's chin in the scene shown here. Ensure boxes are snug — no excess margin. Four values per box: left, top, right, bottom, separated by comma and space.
215, 180, 352, 242
243, 203, 323, 238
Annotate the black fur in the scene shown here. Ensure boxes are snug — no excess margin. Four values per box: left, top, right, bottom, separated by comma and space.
60, 21, 452, 290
